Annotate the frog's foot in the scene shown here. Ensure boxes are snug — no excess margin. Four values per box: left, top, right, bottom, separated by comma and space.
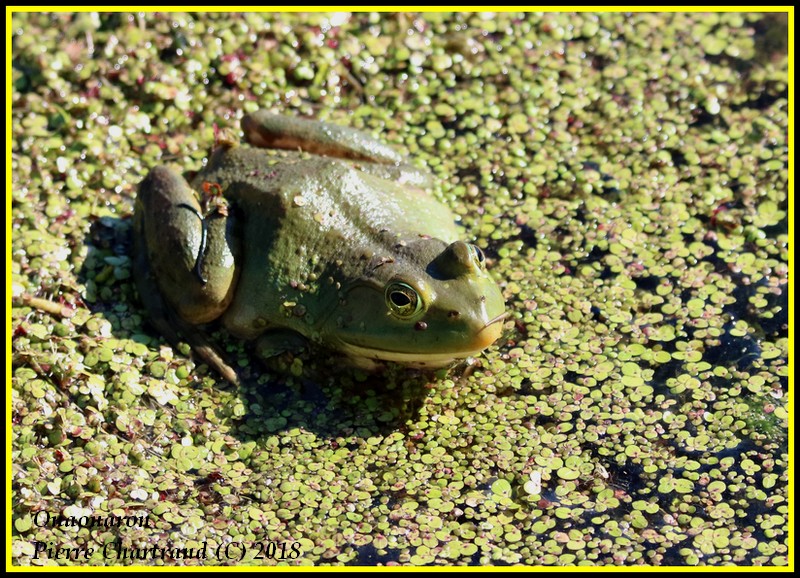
253, 329, 309, 360
183, 329, 241, 386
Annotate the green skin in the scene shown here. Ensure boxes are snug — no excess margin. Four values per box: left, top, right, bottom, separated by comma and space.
133, 112, 506, 382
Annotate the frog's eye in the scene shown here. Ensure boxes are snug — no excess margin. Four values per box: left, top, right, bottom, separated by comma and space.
385, 282, 423, 319
468, 244, 486, 269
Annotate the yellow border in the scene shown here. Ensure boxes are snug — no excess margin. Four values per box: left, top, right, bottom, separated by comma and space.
6, 6, 794, 572
3, 6, 799, 12
786, 6, 795, 574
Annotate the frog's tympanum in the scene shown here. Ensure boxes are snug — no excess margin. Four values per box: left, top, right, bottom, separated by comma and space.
133, 112, 506, 383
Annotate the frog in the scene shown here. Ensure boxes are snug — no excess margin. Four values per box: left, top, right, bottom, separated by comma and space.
132, 111, 506, 384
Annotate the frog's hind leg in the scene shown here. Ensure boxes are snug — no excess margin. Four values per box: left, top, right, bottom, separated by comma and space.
242, 111, 435, 188
134, 166, 240, 323
242, 111, 405, 164
133, 166, 242, 384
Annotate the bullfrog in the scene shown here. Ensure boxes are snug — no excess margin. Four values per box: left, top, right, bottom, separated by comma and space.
133, 112, 506, 383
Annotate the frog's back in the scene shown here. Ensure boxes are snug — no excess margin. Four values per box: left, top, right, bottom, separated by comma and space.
200, 147, 460, 248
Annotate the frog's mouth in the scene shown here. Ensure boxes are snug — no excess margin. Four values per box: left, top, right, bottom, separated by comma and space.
338, 312, 507, 368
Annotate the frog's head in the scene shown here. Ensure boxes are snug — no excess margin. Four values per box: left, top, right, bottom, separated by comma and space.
329, 238, 506, 368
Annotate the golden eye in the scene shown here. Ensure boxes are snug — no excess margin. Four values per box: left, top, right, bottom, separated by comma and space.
385, 282, 422, 318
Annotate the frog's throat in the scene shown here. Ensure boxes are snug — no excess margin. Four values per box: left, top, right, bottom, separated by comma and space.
336, 342, 470, 368
336, 312, 507, 366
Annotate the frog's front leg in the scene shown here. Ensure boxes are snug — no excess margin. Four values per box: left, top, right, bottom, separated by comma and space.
253, 329, 309, 360
133, 166, 242, 382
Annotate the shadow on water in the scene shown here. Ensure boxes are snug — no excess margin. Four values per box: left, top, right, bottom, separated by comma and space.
79, 215, 434, 444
